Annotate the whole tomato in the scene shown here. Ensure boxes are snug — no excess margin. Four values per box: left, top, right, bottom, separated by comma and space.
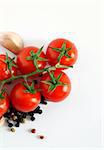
46, 38, 78, 68
0, 54, 17, 81
0, 90, 9, 117
40, 70, 71, 102
17, 46, 47, 75
10, 82, 41, 112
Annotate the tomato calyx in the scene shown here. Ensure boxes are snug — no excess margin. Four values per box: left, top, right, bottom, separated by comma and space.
41, 71, 66, 93
55, 63, 73, 69
26, 46, 48, 70
49, 42, 72, 62
0, 89, 6, 99
22, 81, 37, 94
4, 53, 17, 74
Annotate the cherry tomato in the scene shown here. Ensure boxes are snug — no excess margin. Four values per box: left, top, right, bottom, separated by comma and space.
17, 46, 47, 74
46, 38, 78, 68
0, 54, 17, 81
10, 82, 41, 112
0, 91, 9, 117
40, 70, 71, 102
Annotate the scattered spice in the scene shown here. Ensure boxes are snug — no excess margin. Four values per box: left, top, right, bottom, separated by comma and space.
10, 128, 15, 132
20, 118, 25, 123
3, 95, 47, 130
30, 116, 35, 121
39, 135, 44, 139
4, 104, 43, 128
15, 122, 20, 127
8, 123, 13, 127
31, 128, 36, 133
12, 115, 17, 121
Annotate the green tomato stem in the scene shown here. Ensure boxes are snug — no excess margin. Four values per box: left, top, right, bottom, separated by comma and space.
0, 62, 72, 91
0, 66, 56, 90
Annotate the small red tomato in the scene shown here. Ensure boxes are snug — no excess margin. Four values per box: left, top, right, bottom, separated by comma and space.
10, 82, 41, 112
0, 91, 9, 117
46, 38, 78, 68
0, 54, 17, 81
17, 46, 47, 75
40, 70, 71, 102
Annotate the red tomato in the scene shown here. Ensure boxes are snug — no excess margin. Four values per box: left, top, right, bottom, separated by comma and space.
46, 38, 78, 68
0, 54, 17, 81
10, 82, 41, 112
0, 91, 9, 117
40, 70, 71, 102
17, 47, 47, 75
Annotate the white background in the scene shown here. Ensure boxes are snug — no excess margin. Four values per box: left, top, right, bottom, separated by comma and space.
0, 0, 102, 150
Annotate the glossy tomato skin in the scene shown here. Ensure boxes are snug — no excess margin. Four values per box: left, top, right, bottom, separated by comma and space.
17, 47, 47, 74
0, 92, 9, 117
10, 82, 41, 112
46, 38, 78, 68
0, 55, 17, 81
40, 70, 71, 102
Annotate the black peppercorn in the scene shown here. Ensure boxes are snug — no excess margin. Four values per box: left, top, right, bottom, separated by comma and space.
15, 123, 20, 127
38, 110, 42, 114
31, 116, 35, 121
28, 112, 34, 116
22, 113, 26, 118
8, 123, 13, 127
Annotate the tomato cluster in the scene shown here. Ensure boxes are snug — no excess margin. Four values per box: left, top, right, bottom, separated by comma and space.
0, 38, 78, 117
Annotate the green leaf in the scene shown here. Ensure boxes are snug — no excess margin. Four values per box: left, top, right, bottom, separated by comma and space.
22, 82, 28, 89
65, 53, 72, 58
30, 82, 35, 90
57, 82, 67, 86
5, 53, 16, 73
22, 82, 36, 94
12, 63, 17, 68
26, 56, 33, 60
30, 50, 35, 56
24, 89, 30, 93
56, 73, 62, 81
0, 94, 4, 99
5, 52, 9, 63
33, 59, 38, 69
41, 80, 51, 85
10, 57, 15, 63
38, 57, 48, 61
0, 88, 6, 99
51, 71, 55, 78
55, 63, 70, 69
36, 46, 44, 56
66, 47, 72, 51
48, 84, 56, 92
50, 47, 61, 52
57, 51, 64, 62
61, 42, 66, 50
